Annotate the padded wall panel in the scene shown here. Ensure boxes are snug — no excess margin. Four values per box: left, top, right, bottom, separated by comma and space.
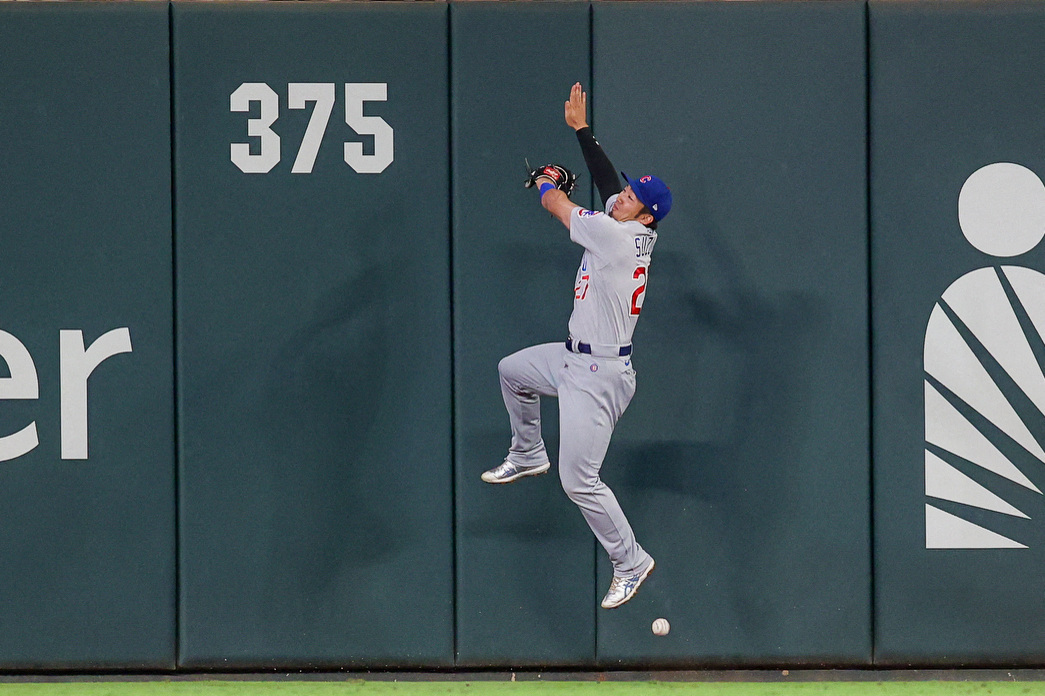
0, 3, 175, 669
871, 0, 1045, 666
451, 2, 597, 667
592, 0, 872, 668
174, 3, 452, 668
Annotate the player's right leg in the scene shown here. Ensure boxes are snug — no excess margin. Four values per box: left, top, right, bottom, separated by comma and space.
482, 342, 565, 484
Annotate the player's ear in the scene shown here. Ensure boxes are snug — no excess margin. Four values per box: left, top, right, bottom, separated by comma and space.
637, 212, 655, 227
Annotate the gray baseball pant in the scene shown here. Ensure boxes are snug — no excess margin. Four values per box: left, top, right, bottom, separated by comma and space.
498, 341, 652, 577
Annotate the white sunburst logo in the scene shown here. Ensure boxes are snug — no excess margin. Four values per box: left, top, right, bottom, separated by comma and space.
924, 162, 1045, 549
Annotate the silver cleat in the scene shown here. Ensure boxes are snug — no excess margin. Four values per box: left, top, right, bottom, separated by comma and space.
480, 459, 550, 484
601, 558, 655, 609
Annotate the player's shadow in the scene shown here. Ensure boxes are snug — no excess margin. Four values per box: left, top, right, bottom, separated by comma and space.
619, 200, 828, 488
608, 181, 847, 641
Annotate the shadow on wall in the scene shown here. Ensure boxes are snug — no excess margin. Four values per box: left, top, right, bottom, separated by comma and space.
616, 180, 831, 634
256, 263, 410, 599
623, 177, 827, 484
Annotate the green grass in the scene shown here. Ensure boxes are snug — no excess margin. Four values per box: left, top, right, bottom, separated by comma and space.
2, 682, 1045, 696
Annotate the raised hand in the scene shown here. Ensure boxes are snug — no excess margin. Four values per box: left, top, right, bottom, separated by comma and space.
564, 82, 588, 131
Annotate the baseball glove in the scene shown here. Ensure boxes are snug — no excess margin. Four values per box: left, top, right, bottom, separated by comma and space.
524, 161, 577, 198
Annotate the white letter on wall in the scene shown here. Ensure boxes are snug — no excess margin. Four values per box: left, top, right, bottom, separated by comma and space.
60, 328, 133, 460
0, 330, 40, 462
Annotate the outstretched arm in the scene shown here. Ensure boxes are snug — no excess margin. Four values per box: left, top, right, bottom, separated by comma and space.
565, 82, 622, 207
534, 177, 580, 229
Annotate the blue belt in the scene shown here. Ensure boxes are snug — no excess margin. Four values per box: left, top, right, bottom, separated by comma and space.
566, 338, 632, 357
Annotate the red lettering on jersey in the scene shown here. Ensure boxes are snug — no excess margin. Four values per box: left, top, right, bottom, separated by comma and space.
575, 274, 590, 300
630, 266, 647, 315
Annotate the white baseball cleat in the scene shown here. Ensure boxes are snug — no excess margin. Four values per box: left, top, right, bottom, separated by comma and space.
601, 558, 655, 609
480, 459, 550, 484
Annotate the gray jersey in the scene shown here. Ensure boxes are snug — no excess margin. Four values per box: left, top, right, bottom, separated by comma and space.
494, 195, 658, 582
567, 193, 657, 349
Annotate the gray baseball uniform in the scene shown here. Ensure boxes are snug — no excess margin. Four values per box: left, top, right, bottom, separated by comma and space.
498, 192, 656, 577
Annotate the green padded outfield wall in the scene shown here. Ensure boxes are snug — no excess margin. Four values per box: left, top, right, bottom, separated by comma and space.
871, 0, 1045, 666
451, 2, 596, 667
0, 4, 175, 669
12, 0, 1045, 671
173, 3, 453, 668
591, 1, 871, 667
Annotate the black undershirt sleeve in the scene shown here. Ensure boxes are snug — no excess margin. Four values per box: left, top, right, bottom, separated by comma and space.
575, 126, 622, 207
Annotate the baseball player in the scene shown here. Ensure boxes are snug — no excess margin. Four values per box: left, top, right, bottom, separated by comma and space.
481, 83, 672, 609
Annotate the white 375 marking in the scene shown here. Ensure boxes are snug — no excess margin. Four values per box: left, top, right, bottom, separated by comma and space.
230, 82, 394, 175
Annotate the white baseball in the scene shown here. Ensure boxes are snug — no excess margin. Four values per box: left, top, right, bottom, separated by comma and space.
652, 618, 670, 636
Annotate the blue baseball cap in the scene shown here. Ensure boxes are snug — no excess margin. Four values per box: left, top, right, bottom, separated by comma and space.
622, 172, 672, 221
